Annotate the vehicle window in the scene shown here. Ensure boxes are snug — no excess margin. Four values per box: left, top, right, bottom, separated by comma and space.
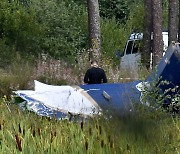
132, 45, 138, 54
132, 42, 139, 54
132, 40, 142, 54
126, 41, 133, 54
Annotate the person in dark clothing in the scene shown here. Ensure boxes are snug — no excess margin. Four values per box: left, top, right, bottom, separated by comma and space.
84, 60, 107, 84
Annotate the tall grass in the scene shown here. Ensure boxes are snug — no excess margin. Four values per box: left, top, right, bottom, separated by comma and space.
0, 98, 179, 153
0, 56, 34, 97
0, 55, 179, 153
0, 51, 146, 97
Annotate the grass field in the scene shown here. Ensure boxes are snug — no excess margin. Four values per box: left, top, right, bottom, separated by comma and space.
0, 97, 179, 154
0, 57, 179, 153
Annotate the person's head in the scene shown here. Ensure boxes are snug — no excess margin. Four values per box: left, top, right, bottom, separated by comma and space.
91, 59, 98, 67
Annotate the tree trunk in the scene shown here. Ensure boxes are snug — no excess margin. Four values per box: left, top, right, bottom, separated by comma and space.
168, 0, 178, 45
143, 0, 153, 69
152, 0, 163, 66
178, 0, 180, 42
87, 0, 101, 62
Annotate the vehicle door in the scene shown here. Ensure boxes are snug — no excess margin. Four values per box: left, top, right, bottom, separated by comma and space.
120, 39, 141, 72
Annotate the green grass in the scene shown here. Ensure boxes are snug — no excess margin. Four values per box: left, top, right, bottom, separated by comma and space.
0, 98, 179, 154
0, 56, 179, 153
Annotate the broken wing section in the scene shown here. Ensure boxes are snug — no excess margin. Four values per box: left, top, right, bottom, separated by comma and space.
14, 80, 100, 119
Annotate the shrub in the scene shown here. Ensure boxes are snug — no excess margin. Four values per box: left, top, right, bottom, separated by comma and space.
31, 0, 88, 62
140, 77, 180, 114
0, 0, 42, 55
0, 56, 34, 97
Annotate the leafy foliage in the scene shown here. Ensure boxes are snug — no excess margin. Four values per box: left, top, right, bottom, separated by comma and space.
140, 77, 180, 114
31, 0, 88, 61
0, 0, 89, 63
0, 0, 41, 54
124, 2, 144, 33
99, 0, 130, 24
0, 0, 170, 65
101, 19, 128, 63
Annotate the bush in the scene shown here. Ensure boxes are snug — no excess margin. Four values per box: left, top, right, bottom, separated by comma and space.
31, 0, 88, 62
0, 0, 42, 55
99, 0, 130, 24
140, 77, 180, 114
0, 56, 34, 97
0, 40, 17, 67
101, 18, 128, 64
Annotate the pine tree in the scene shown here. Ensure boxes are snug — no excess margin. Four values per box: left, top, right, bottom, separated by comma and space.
152, 0, 163, 66
143, 0, 153, 69
87, 0, 101, 62
168, 0, 178, 45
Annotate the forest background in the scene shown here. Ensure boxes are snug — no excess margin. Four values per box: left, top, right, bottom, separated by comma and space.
0, 0, 171, 95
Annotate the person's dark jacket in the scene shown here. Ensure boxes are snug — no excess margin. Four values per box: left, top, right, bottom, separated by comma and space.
84, 67, 107, 84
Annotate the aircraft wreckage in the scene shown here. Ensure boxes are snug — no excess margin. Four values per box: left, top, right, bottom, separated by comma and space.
14, 43, 180, 119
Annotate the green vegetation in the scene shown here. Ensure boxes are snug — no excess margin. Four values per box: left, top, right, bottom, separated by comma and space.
0, 0, 89, 64
0, 0, 169, 66
0, 1, 179, 153
0, 0, 147, 66
0, 98, 179, 153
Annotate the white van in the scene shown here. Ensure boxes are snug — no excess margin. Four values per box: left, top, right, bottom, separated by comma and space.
120, 32, 168, 72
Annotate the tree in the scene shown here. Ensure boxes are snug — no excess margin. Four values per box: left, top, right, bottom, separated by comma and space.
152, 0, 163, 66
168, 0, 178, 45
178, 0, 180, 42
143, 0, 153, 69
99, 0, 129, 24
87, 0, 101, 62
